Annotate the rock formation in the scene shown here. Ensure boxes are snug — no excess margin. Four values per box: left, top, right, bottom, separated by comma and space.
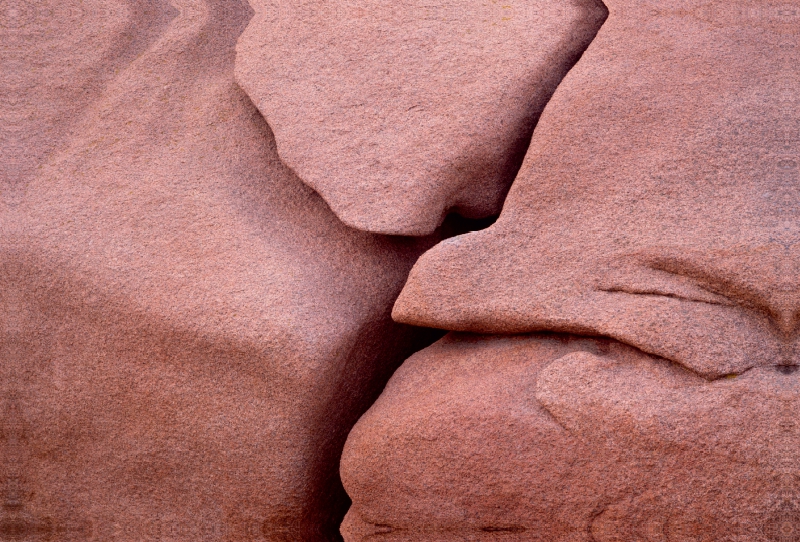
392, 0, 800, 377
342, 334, 799, 540
4, 0, 797, 539
235, 0, 606, 235
343, 0, 800, 539
3, 0, 442, 539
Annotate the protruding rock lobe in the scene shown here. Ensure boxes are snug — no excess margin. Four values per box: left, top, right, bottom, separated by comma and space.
235, 0, 607, 235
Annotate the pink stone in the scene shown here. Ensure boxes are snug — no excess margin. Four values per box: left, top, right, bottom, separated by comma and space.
345, 0, 800, 537
235, 0, 606, 235
3, 0, 442, 538
394, 0, 800, 377
0, 0, 172, 189
341, 333, 799, 541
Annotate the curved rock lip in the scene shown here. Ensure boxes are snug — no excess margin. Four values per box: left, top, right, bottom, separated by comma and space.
393, 239, 800, 378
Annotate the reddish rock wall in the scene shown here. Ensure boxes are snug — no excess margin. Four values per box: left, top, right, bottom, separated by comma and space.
342, 334, 799, 541
3, 0, 447, 538
344, 0, 800, 539
3, 0, 797, 540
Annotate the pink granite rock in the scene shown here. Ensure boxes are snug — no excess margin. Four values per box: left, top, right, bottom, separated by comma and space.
341, 333, 799, 541
394, 0, 800, 378
234, 0, 606, 235
3, 0, 443, 538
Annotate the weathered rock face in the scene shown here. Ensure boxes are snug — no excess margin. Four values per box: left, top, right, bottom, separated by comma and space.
343, 0, 800, 539
234, 0, 607, 235
341, 333, 799, 541
2, 0, 443, 539
5, 0, 798, 537
394, 0, 800, 378
0, 0, 174, 191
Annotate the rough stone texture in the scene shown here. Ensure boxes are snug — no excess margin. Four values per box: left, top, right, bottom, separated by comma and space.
2, 0, 444, 539
341, 333, 799, 541
5, 0, 799, 537
394, 0, 800, 377
345, 0, 800, 537
234, 0, 607, 235
0, 0, 174, 191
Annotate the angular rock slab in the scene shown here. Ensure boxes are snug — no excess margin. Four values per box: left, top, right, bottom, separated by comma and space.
4, 0, 441, 539
234, 0, 607, 235
341, 334, 800, 541
394, 0, 800, 377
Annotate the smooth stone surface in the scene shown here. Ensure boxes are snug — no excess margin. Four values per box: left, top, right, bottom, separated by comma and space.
341, 333, 799, 541
3, 0, 442, 538
235, 0, 606, 235
394, 0, 800, 378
